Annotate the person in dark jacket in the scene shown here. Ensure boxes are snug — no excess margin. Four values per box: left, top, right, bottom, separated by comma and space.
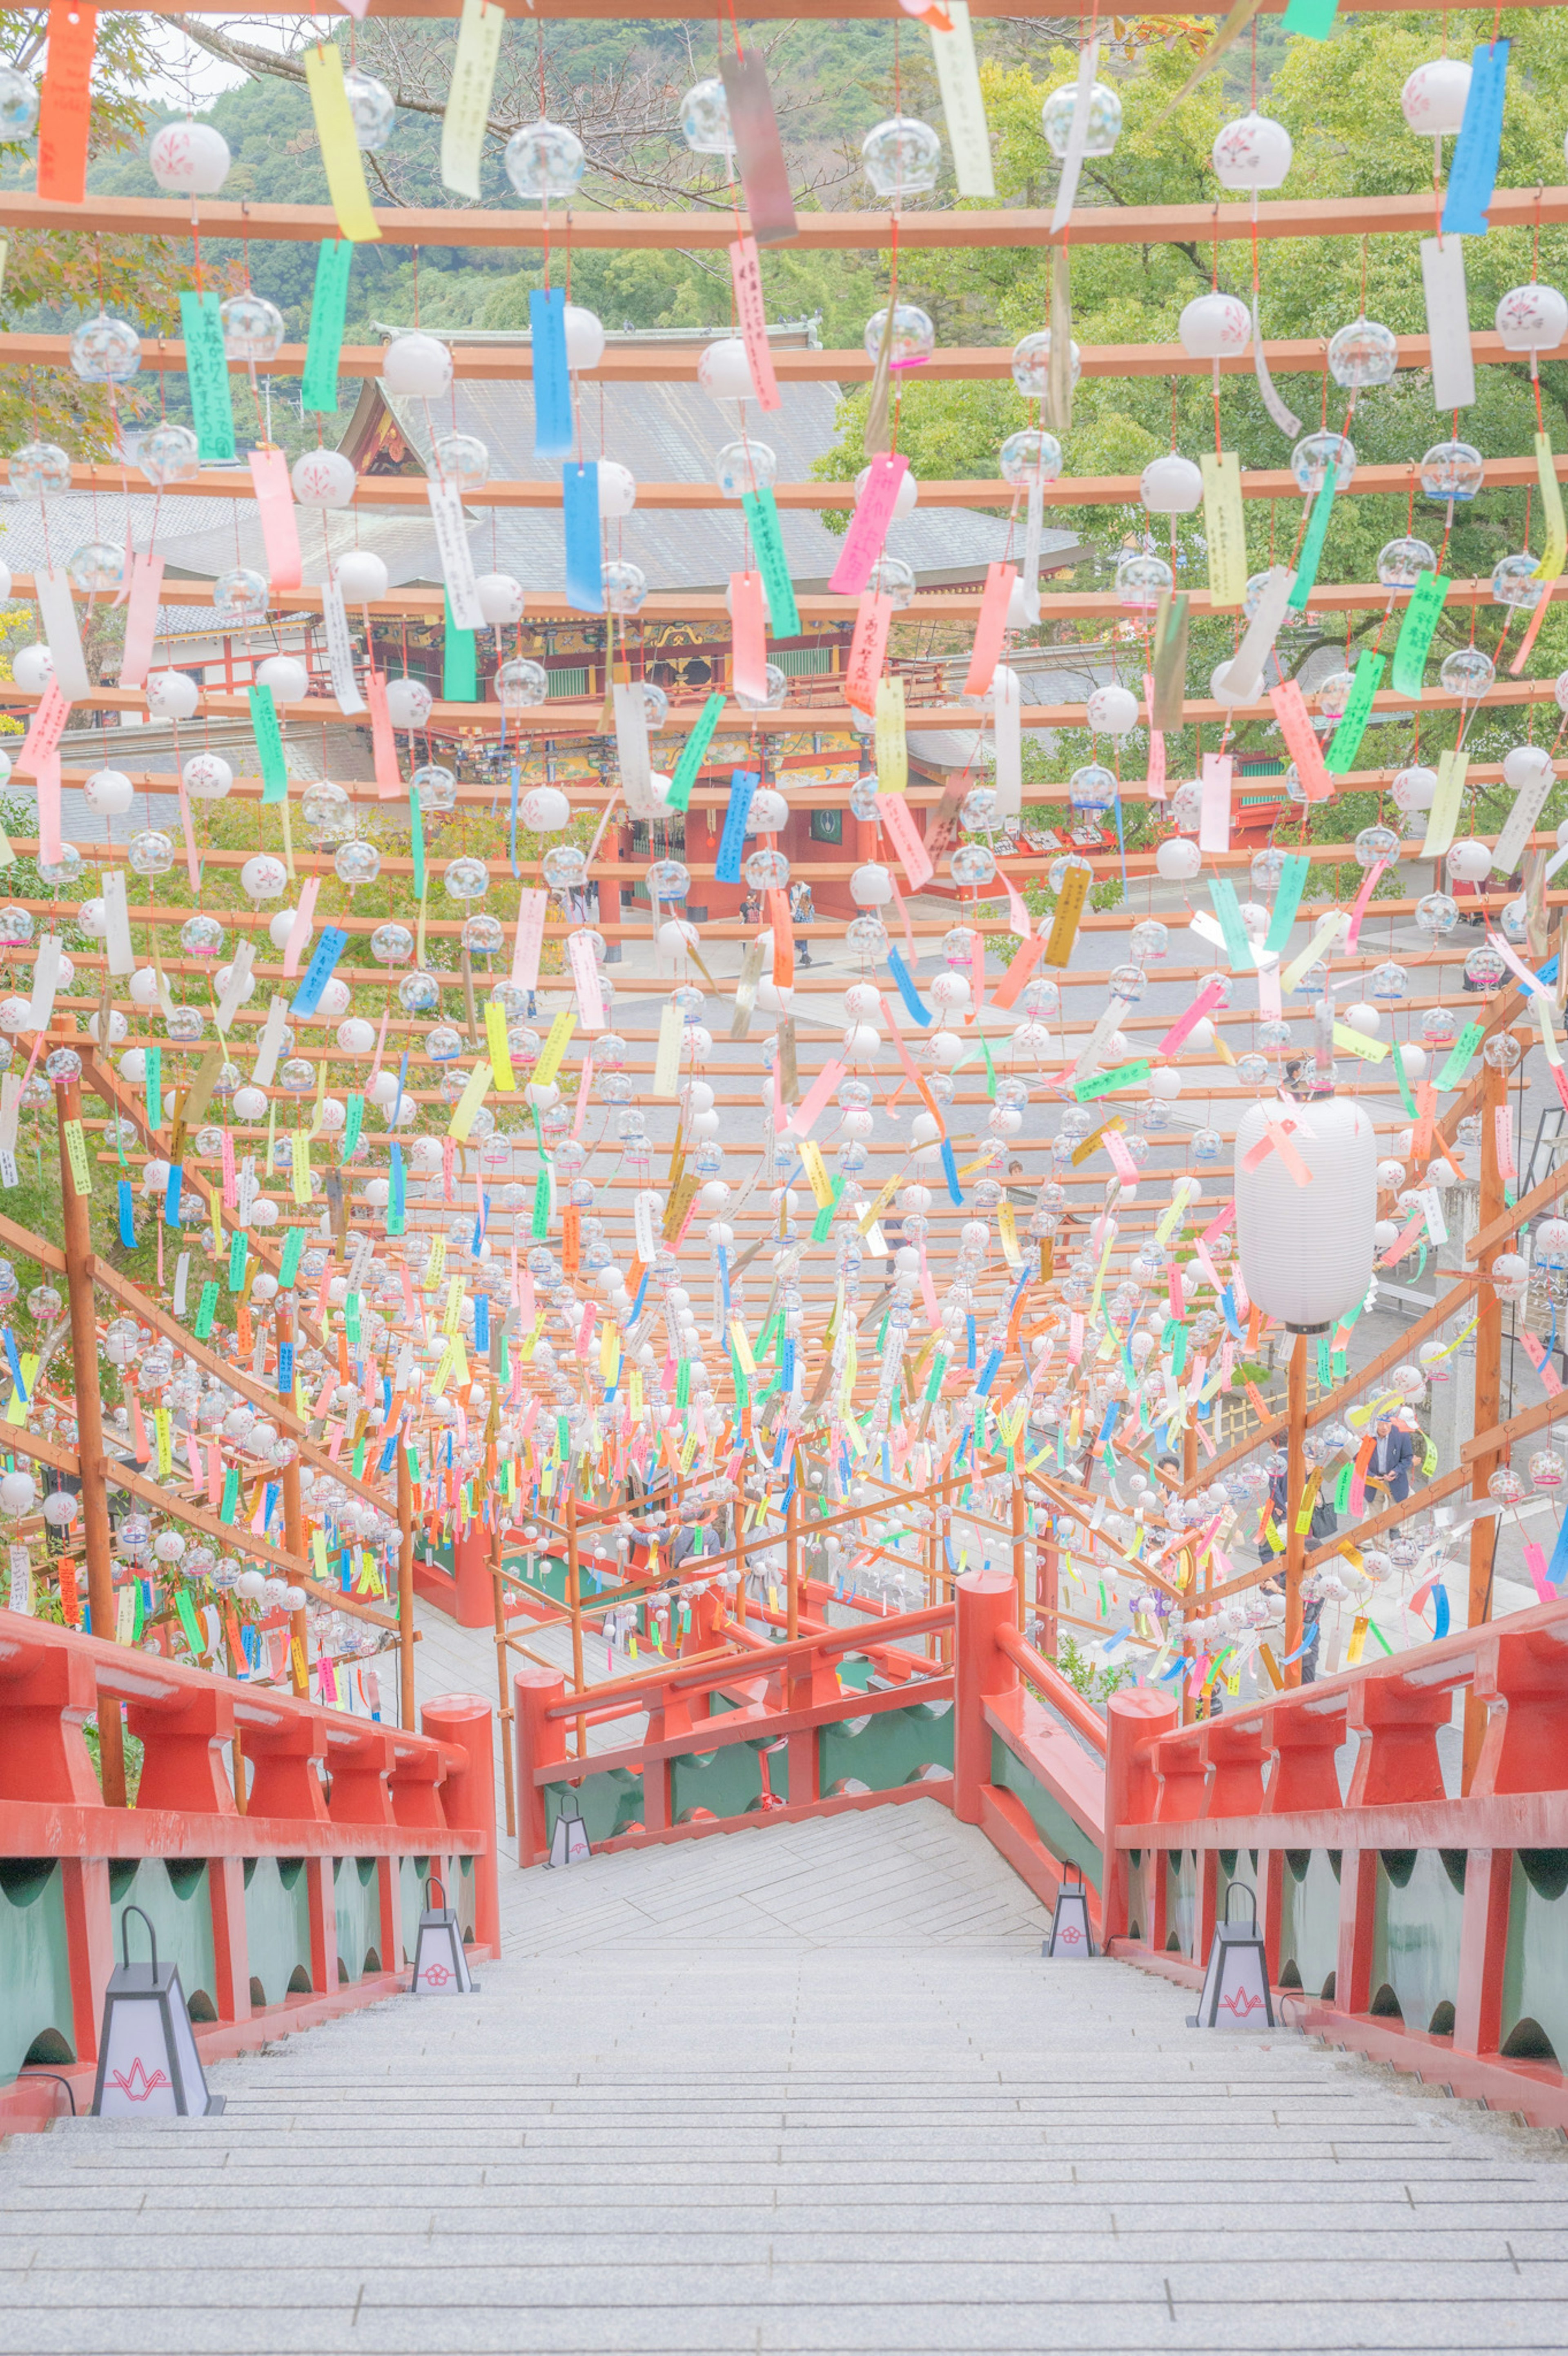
1258, 1465, 1337, 1684
1366, 1412, 1415, 1504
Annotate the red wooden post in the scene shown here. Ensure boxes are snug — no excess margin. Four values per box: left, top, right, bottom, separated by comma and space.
209, 1855, 252, 2024
953, 1570, 1016, 1824
423, 1693, 499, 1955
1336, 1847, 1379, 2015
306, 1856, 339, 1999
1453, 1846, 1512, 2058
1102, 1689, 1177, 1944
514, 1665, 566, 1867
451, 1522, 494, 1628
59, 1857, 113, 2066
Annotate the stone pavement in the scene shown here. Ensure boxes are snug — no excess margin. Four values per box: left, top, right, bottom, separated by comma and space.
4, 1792, 1568, 2354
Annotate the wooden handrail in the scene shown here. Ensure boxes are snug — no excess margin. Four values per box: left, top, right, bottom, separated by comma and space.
995, 1626, 1109, 1757
540, 1601, 956, 1721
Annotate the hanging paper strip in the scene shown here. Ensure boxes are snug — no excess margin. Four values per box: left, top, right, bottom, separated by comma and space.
562, 461, 603, 614
742, 487, 800, 637
1287, 474, 1337, 608
178, 290, 236, 463
303, 41, 383, 242
1442, 40, 1509, 238
1324, 649, 1385, 776
302, 240, 354, 415
719, 47, 797, 243
1390, 570, 1450, 698
36, 0, 96, 203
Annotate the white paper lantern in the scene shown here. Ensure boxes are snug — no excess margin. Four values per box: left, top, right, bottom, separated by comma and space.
256, 653, 308, 702
563, 303, 606, 370
1401, 58, 1472, 135
1140, 452, 1203, 514
697, 337, 757, 401
381, 332, 452, 396
336, 550, 389, 603
1503, 742, 1555, 789
148, 121, 231, 195
12, 644, 52, 693
147, 670, 199, 719
1179, 293, 1251, 361
85, 768, 134, 816
1086, 683, 1139, 737
597, 461, 637, 518
850, 863, 893, 906
1155, 837, 1202, 881
1447, 838, 1493, 883
385, 677, 432, 728
1495, 283, 1568, 354
1211, 111, 1292, 191
476, 572, 525, 626
337, 1017, 376, 1054
290, 448, 357, 507
183, 752, 232, 801
521, 785, 571, 831
0, 1469, 34, 1515
1235, 1093, 1377, 1332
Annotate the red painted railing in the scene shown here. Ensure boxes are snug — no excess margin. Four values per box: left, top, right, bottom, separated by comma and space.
514, 1602, 957, 1864
0, 1609, 497, 2131
1098, 1593, 1568, 2132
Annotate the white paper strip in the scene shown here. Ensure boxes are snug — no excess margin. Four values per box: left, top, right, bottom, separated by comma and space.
1198, 752, 1233, 853
425, 477, 485, 630
613, 682, 659, 818
1050, 37, 1099, 233
1251, 294, 1302, 439
0, 1074, 21, 1154
1491, 762, 1557, 876
26, 935, 60, 1034
35, 565, 92, 701
993, 665, 1022, 815
252, 993, 289, 1088
1420, 233, 1475, 412
101, 869, 134, 978
928, 1, 994, 199
1216, 565, 1296, 705
440, 0, 504, 200
1021, 477, 1044, 625
215, 940, 256, 1035
322, 578, 367, 715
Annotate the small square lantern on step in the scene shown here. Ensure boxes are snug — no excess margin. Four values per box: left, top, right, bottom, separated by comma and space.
1188, 1884, 1275, 2030
547, 1789, 592, 1868
410, 1874, 479, 1994
1042, 1860, 1095, 1958
91, 1905, 226, 2118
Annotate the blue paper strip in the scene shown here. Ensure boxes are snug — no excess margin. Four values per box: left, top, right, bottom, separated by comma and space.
277, 1342, 294, 1396
965, 1312, 976, 1369
118, 1178, 136, 1247
887, 946, 932, 1025
531, 287, 573, 457
976, 1346, 1001, 1396
561, 460, 603, 614
291, 924, 350, 1018
2, 1328, 25, 1403
1443, 40, 1510, 236
940, 1138, 963, 1204
165, 1166, 182, 1227
389, 1140, 405, 1227
715, 769, 760, 884
474, 1295, 490, 1353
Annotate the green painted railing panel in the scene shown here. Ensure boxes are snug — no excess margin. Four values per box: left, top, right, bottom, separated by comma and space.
1164, 1848, 1198, 1958
0, 1860, 75, 2071
671, 1736, 784, 1822
821, 1700, 953, 1797
543, 1770, 645, 1847
111, 1858, 219, 2017
1277, 1849, 1342, 2000
1372, 1850, 1466, 2033
243, 1857, 311, 2003
506, 1552, 570, 1606
1501, 1851, 1568, 2063
332, 1857, 382, 1982
990, 1732, 1102, 1891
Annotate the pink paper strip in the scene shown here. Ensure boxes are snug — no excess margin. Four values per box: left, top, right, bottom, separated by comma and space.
1494, 1105, 1518, 1183
248, 448, 303, 591
731, 570, 768, 703
573, 1054, 594, 1140
1156, 977, 1226, 1058
786, 1056, 846, 1140
18, 678, 69, 777
1105, 1131, 1140, 1183
845, 591, 893, 714
1143, 673, 1167, 799
35, 751, 62, 864
963, 562, 1016, 698
177, 777, 200, 890
1268, 679, 1333, 801
990, 932, 1045, 1011
1002, 872, 1032, 939
728, 235, 780, 413
875, 789, 933, 889
511, 888, 548, 989
1344, 857, 1388, 952
369, 1004, 390, 1083
1525, 1540, 1555, 1600
567, 929, 605, 1031
283, 876, 321, 978
367, 670, 401, 798
828, 452, 909, 597
119, 552, 165, 690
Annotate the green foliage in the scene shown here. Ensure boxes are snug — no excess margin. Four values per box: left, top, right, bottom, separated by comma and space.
1052, 1631, 1136, 1703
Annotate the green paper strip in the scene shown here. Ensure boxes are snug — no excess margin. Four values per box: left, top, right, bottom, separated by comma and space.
1394, 1044, 1419, 1120
1390, 570, 1451, 698
666, 692, 725, 813
1283, 0, 1338, 33
531, 1168, 552, 1240
741, 487, 801, 639
301, 238, 354, 416
1437, 1020, 1484, 1090
924, 1347, 949, 1404
228, 1231, 248, 1292
144, 1042, 162, 1133
278, 1226, 305, 1289
1073, 1059, 1152, 1102
352, 1439, 368, 1478
409, 783, 426, 901
341, 1091, 364, 1164
1263, 852, 1311, 955
1287, 475, 1337, 609
442, 589, 478, 701
178, 288, 236, 463
194, 1279, 218, 1340
1208, 876, 1256, 970
811, 1176, 845, 1243
1324, 648, 1386, 776
174, 1587, 205, 1659
980, 1035, 997, 1100
219, 1466, 240, 1525
249, 684, 289, 804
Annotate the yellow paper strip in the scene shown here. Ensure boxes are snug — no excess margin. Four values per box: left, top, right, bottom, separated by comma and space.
653, 1001, 684, 1098
1534, 430, 1567, 582
303, 44, 383, 243
1331, 1022, 1390, 1063
875, 673, 907, 795
448, 1058, 492, 1142
1421, 746, 1469, 860
440, 0, 505, 200
799, 1139, 835, 1208
485, 999, 516, 1092
532, 1008, 576, 1090
1200, 450, 1248, 610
